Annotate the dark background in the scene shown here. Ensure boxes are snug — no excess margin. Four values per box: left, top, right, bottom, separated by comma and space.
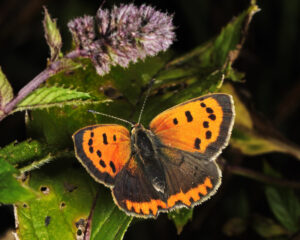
0, 0, 299, 239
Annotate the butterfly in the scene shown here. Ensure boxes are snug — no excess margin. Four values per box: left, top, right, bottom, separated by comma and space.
72, 93, 235, 218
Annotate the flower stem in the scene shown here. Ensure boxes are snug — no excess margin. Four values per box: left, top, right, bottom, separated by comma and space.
0, 49, 88, 122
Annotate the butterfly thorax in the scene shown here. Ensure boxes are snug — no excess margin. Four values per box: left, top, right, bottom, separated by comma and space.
131, 124, 167, 195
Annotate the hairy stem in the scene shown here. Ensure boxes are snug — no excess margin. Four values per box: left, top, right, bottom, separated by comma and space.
0, 49, 88, 122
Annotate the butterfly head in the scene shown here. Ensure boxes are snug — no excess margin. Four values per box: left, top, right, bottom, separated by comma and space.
131, 123, 145, 135
130, 123, 155, 154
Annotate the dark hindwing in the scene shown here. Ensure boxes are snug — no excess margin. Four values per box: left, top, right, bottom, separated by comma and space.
158, 146, 222, 209
112, 156, 167, 218
112, 146, 222, 218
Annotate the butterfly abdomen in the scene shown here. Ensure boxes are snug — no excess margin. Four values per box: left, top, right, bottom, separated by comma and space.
132, 125, 167, 194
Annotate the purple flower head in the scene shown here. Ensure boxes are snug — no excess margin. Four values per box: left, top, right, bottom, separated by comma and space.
68, 4, 175, 76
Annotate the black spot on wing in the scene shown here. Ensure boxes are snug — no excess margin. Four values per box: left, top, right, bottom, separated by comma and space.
194, 138, 201, 149
173, 118, 178, 125
88, 139, 93, 146
110, 161, 116, 173
103, 133, 108, 145
200, 102, 206, 108
203, 121, 209, 128
99, 160, 106, 168
97, 150, 102, 158
206, 131, 212, 139
208, 114, 216, 120
89, 147, 93, 153
113, 135, 117, 141
185, 111, 193, 122
206, 107, 214, 113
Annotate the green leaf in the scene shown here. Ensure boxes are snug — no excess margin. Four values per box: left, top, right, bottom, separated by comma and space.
43, 7, 62, 61
168, 208, 193, 234
0, 67, 13, 116
0, 158, 36, 203
264, 162, 300, 233
15, 158, 131, 240
265, 187, 300, 233
15, 86, 98, 112
200, 4, 259, 68
90, 192, 132, 240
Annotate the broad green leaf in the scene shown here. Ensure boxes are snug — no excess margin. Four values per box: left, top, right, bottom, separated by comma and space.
90, 192, 132, 240
168, 208, 193, 234
0, 67, 13, 116
265, 187, 300, 233
16, 157, 131, 240
43, 7, 62, 61
15, 86, 97, 112
221, 83, 300, 159
0, 158, 36, 203
264, 162, 300, 233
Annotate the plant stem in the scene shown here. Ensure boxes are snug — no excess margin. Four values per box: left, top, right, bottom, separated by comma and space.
0, 49, 88, 122
228, 165, 300, 189
84, 188, 100, 240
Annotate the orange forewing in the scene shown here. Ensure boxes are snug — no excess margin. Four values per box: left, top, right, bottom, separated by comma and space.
73, 124, 131, 184
150, 94, 229, 154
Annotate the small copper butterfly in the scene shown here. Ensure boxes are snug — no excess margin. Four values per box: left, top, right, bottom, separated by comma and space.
72, 93, 235, 218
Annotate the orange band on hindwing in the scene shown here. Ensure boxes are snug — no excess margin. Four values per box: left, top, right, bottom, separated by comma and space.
124, 177, 213, 217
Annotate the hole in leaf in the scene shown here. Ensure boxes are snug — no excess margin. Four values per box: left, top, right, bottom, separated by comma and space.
75, 218, 87, 238
77, 229, 82, 236
40, 186, 50, 194
60, 202, 66, 209
22, 203, 28, 208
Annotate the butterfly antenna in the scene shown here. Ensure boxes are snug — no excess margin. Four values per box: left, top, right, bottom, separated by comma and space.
137, 78, 155, 124
88, 110, 135, 127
